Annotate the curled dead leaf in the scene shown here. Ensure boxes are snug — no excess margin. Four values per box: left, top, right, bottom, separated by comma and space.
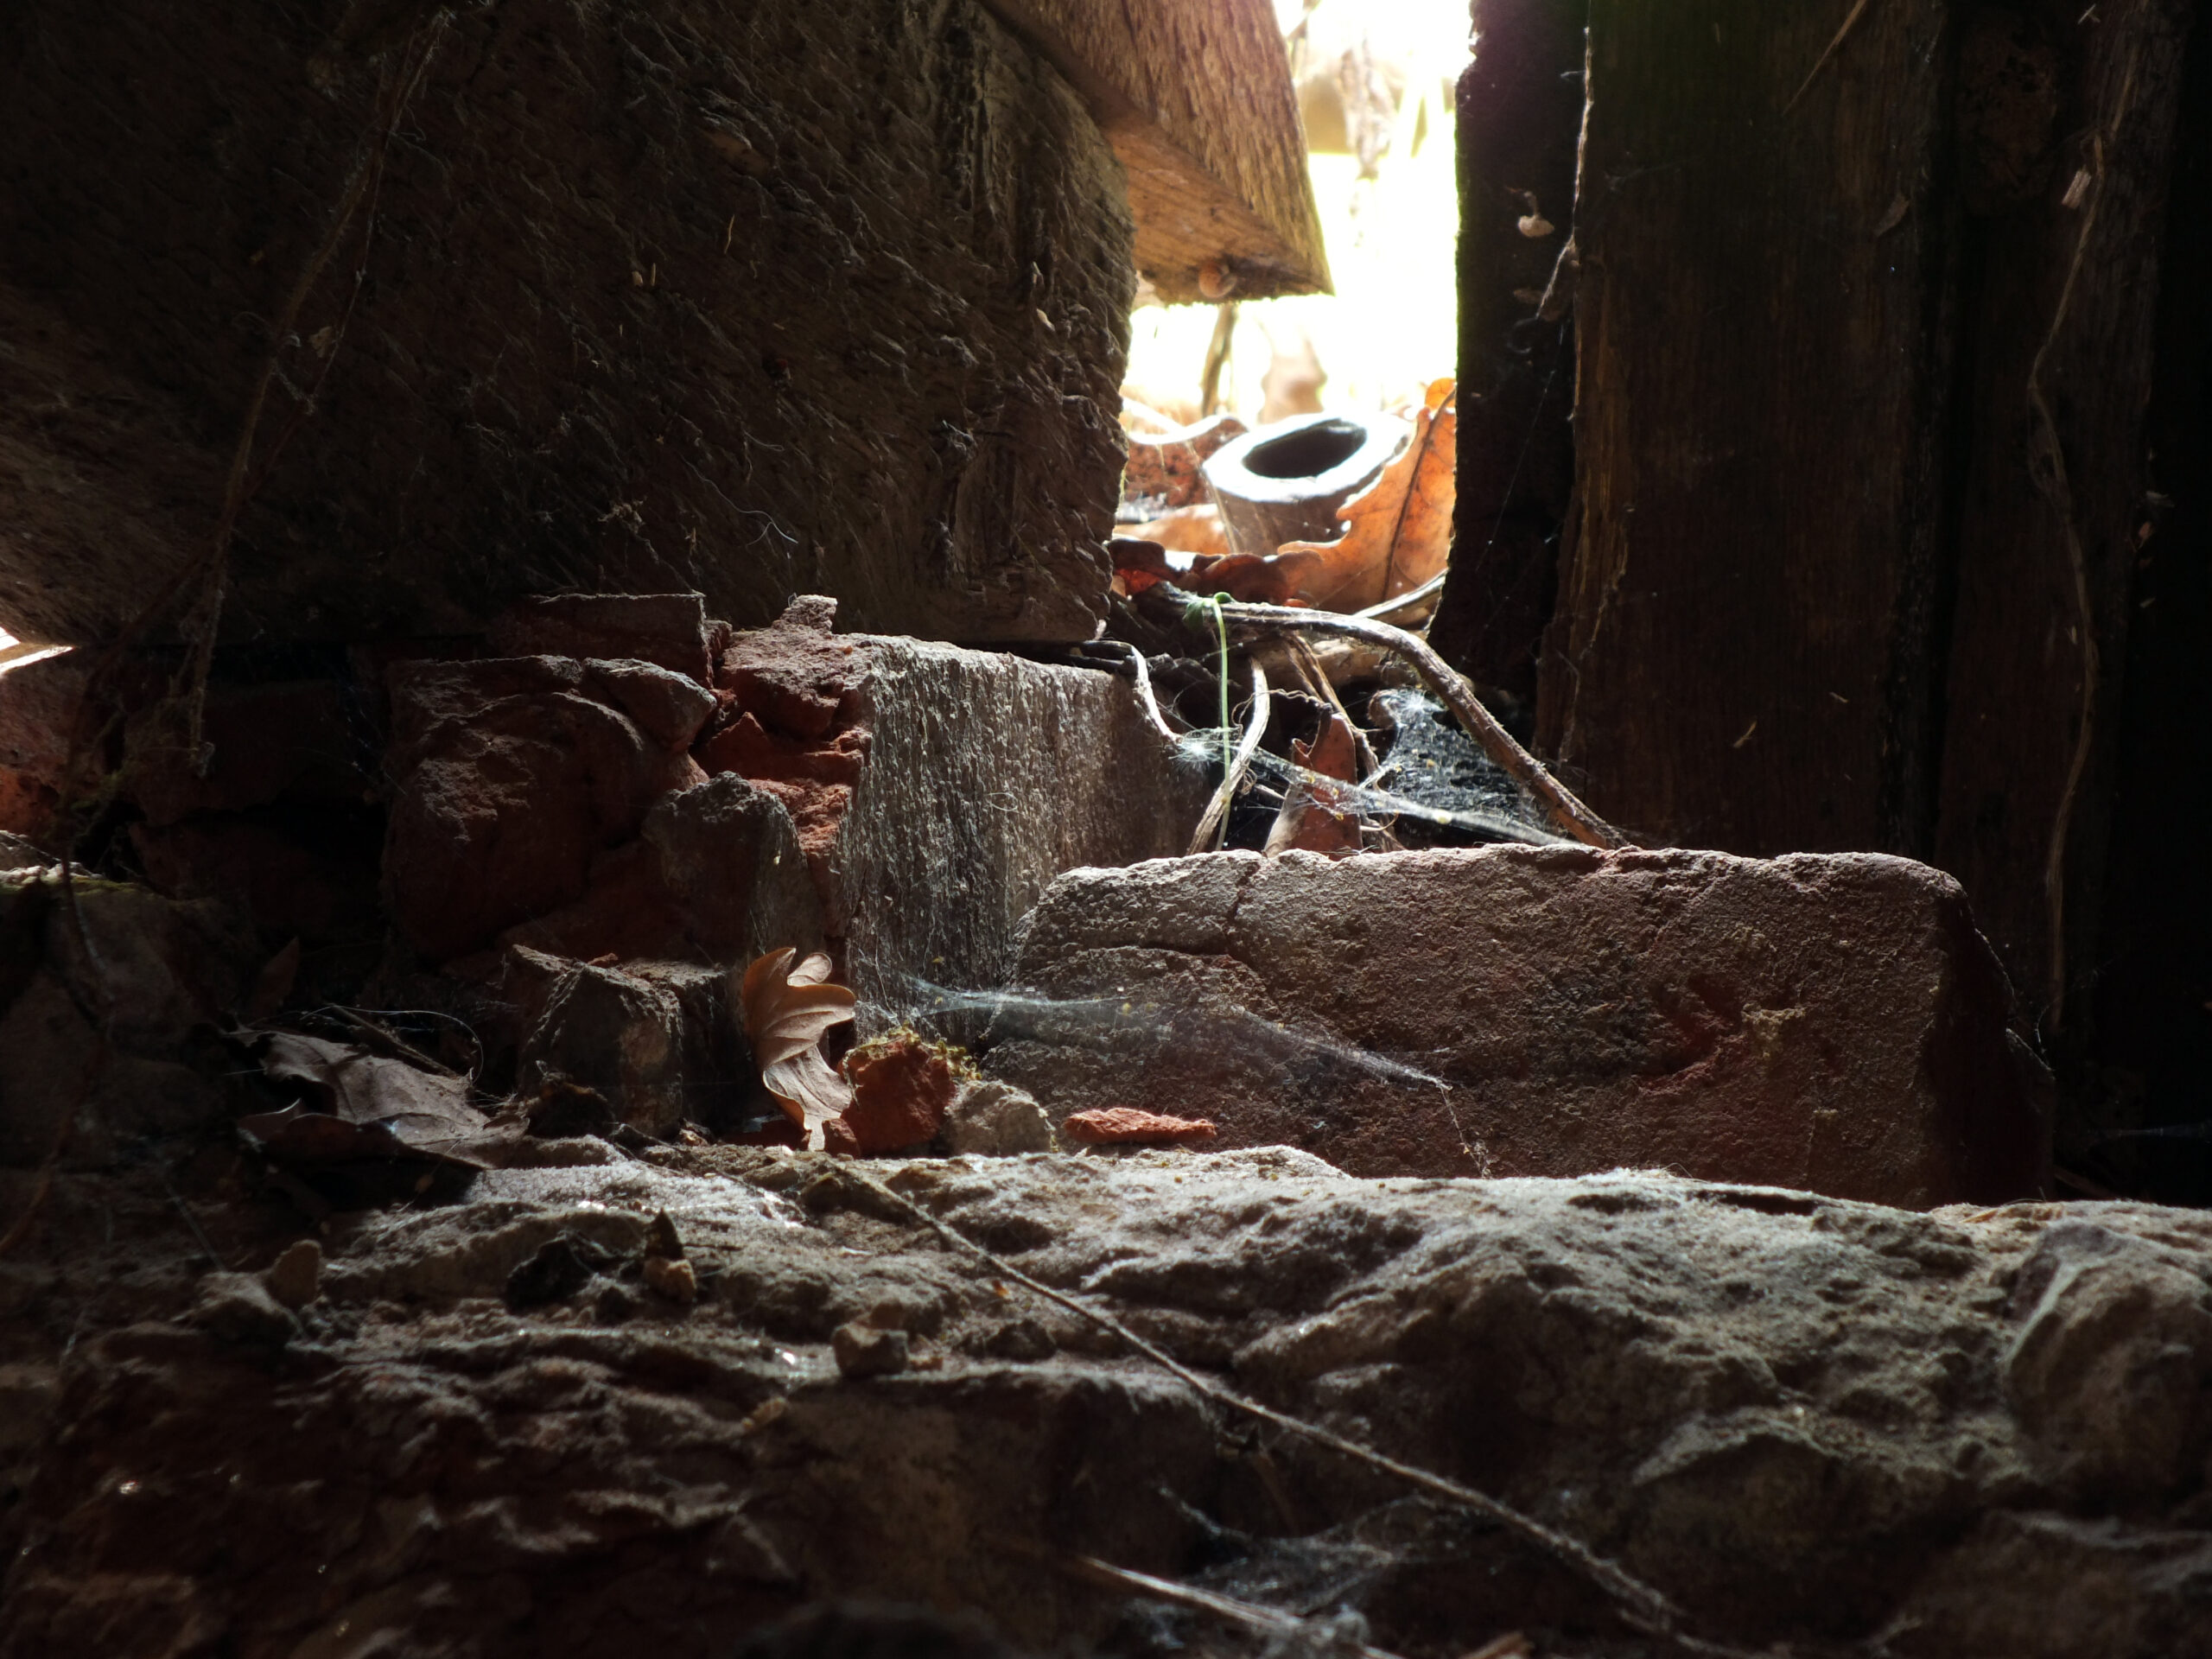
1274, 377, 1457, 613
1263, 711, 1364, 856
737, 947, 856, 1147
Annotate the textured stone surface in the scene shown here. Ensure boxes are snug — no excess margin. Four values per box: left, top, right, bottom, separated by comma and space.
493, 773, 823, 972
382, 656, 708, 963
383, 602, 1206, 1014
943, 1080, 1055, 1156
0, 874, 257, 1172
819, 632, 1211, 1018
0, 0, 1132, 647
828, 1034, 961, 1156
506, 947, 695, 1137
982, 847, 2050, 1207
674, 600, 1211, 1008
488, 595, 718, 688
0, 651, 87, 842
3, 1149, 2208, 1657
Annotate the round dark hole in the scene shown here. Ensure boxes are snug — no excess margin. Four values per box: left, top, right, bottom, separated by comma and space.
1243, 419, 1366, 480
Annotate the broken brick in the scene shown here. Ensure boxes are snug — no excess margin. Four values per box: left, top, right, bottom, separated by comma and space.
1062, 1108, 1219, 1147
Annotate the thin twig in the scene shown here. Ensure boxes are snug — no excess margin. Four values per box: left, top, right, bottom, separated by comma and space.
841, 1168, 1755, 1657
1280, 630, 1380, 782
1354, 569, 1446, 624
1210, 598, 1624, 849
1783, 0, 1877, 115
320, 1004, 467, 1082
1114, 641, 1180, 742
2035, 44, 2140, 1027
1014, 1541, 1408, 1659
1187, 659, 1270, 855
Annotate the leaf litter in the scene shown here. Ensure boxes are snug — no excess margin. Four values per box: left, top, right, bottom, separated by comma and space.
737, 946, 857, 1147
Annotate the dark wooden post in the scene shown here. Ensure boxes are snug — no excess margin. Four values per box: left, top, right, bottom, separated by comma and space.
1932, 0, 2197, 1033
1535, 0, 1965, 855
1514, 0, 2195, 1040
1429, 0, 1587, 707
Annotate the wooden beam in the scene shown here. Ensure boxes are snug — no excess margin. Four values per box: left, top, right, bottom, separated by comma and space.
978, 0, 1331, 302
1538, 0, 1962, 856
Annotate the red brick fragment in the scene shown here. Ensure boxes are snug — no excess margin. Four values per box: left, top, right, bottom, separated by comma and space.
828, 1033, 957, 1155
695, 711, 868, 786
1062, 1108, 1218, 1147
715, 595, 867, 741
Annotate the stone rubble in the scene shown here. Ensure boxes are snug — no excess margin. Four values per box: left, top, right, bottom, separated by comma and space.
983, 846, 2052, 1208
0, 587, 2172, 1659
0, 1147, 2206, 1657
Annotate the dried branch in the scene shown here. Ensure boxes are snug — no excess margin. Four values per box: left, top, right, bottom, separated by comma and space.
1280, 631, 1378, 780
1113, 640, 1180, 742
1354, 569, 1446, 626
1209, 599, 1623, 849
1019, 1541, 1408, 1659
1187, 659, 1270, 855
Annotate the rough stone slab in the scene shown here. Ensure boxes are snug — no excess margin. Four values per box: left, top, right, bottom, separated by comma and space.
982, 846, 2050, 1207
381, 656, 709, 963
412, 601, 1213, 995
3, 1151, 2208, 1656
822, 631, 1211, 1016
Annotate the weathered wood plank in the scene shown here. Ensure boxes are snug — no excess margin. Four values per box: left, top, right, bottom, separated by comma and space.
0, 0, 1136, 647
1537, 0, 1961, 854
1932, 0, 2196, 1031
2087, 12, 2212, 1162
979, 0, 1331, 302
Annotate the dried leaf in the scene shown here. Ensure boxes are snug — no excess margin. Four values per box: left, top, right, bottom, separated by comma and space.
236, 1031, 509, 1170
737, 947, 856, 1147
1126, 503, 1230, 557
1275, 377, 1457, 613
1263, 712, 1364, 856
1184, 550, 1309, 605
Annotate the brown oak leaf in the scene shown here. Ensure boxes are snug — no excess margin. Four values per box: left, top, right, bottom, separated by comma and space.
1263, 711, 1364, 856
1274, 377, 1457, 613
737, 947, 855, 1147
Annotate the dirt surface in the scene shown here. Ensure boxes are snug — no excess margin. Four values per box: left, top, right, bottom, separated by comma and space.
0, 0, 1133, 648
